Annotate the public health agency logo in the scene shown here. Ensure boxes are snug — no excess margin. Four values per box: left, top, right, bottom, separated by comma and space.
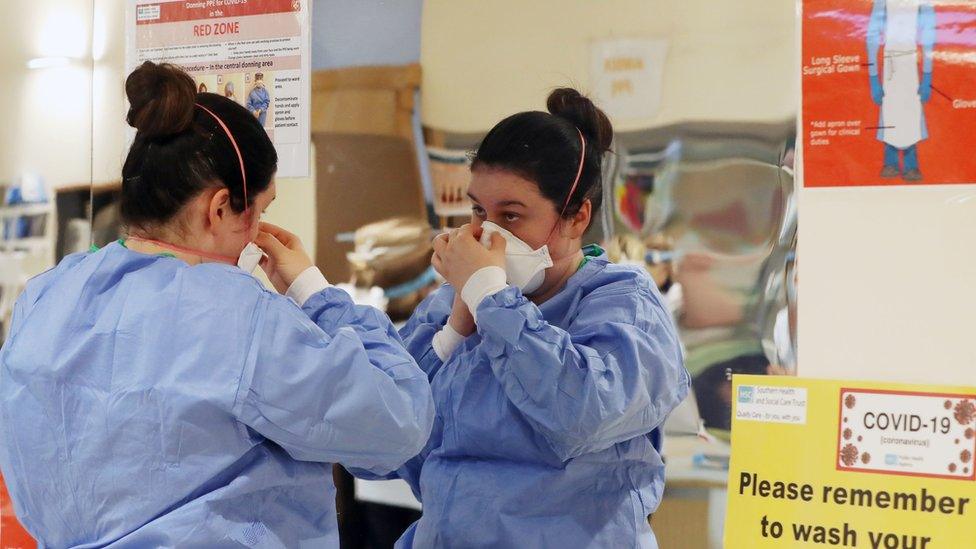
738, 386, 755, 404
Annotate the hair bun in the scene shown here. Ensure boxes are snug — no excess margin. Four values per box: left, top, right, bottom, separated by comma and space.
125, 62, 197, 138
546, 88, 614, 152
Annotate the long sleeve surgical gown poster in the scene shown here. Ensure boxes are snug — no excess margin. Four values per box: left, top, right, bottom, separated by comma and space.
802, 0, 976, 187
126, 0, 311, 177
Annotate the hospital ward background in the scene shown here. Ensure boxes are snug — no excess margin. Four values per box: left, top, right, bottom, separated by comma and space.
1, 0, 975, 548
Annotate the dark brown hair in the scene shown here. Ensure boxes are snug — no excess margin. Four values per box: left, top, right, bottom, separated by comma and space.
471, 88, 613, 219
121, 62, 277, 228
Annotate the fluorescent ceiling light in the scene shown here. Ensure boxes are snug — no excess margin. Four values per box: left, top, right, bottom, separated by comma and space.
26, 57, 72, 70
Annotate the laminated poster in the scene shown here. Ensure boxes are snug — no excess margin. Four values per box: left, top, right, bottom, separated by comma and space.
126, 0, 311, 177
725, 375, 976, 548
802, 0, 976, 187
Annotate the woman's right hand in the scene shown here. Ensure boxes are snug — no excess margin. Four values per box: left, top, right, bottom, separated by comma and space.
255, 222, 314, 294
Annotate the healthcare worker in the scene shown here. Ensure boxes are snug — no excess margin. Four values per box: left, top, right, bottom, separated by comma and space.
0, 62, 434, 547
247, 72, 271, 127
224, 80, 237, 103
867, 0, 936, 182
386, 89, 689, 548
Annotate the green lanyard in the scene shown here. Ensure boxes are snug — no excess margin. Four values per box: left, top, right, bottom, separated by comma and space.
89, 239, 175, 258
577, 244, 604, 271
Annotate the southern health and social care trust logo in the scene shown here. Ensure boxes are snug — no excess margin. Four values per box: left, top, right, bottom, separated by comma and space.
738, 386, 755, 404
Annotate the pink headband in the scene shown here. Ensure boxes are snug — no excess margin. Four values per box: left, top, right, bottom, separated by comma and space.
195, 103, 248, 210
547, 128, 586, 241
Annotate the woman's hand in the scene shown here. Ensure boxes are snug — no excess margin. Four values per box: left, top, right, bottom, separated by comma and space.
255, 222, 314, 294
431, 224, 506, 293
448, 294, 476, 335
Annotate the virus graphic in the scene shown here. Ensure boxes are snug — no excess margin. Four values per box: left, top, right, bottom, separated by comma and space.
961, 450, 972, 464
966, 428, 975, 440
843, 428, 853, 440
949, 463, 958, 473
858, 436, 863, 442
840, 444, 859, 466
945, 400, 953, 409
844, 394, 857, 409
954, 400, 975, 425
861, 452, 871, 464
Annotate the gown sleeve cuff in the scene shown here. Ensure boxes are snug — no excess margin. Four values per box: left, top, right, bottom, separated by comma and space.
286, 266, 330, 306
460, 266, 508, 322
432, 322, 466, 362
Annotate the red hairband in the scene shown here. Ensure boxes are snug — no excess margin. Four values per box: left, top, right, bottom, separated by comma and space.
195, 103, 248, 210
547, 128, 587, 242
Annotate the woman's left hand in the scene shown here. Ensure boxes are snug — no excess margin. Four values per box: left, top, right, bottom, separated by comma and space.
432, 224, 506, 292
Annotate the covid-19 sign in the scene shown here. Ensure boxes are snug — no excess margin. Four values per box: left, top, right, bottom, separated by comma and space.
726, 376, 976, 549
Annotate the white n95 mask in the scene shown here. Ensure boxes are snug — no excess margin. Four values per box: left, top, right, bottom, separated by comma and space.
479, 221, 553, 295
237, 242, 265, 274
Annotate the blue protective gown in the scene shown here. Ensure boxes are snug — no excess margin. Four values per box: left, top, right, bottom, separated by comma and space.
0, 242, 434, 548
247, 86, 271, 127
389, 248, 689, 548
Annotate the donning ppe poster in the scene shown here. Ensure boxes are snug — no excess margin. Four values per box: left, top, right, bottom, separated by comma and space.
801, 0, 976, 187
725, 375, 976, 548
126, 0, 311, 178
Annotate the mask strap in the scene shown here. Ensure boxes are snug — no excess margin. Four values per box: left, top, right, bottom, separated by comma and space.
126, 236, 238, 265
546, 128, 586, 242
196, 103, 248, 211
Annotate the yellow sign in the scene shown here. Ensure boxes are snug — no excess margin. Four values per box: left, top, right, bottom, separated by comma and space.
725, 375, 976, 549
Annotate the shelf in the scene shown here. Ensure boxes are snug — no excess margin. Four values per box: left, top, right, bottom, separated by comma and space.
0, 238, 51, 253
0, 203, 52, 217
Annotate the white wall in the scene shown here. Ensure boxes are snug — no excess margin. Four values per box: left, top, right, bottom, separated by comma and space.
0, 1, 94, 188
91, 0, 128, 186
421, 0, 798, 133
797, 178, 976, 387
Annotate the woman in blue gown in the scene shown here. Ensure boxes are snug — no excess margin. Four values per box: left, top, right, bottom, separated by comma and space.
389, 89, 689, 548
0, 62, 433, 548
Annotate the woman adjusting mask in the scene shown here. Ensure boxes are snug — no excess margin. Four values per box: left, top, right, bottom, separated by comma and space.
0, 62, 433, 548
469, 126, 585, 295
384, 89, 690, 548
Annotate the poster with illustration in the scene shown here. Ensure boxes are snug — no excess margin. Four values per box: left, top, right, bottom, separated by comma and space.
126, 0, 310, 177
218, 73, 246, 107
802, 0, 976, 187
